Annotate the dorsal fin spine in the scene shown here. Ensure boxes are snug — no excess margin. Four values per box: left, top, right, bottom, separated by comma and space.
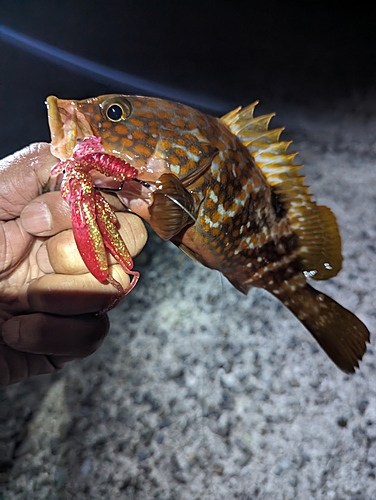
221, 102, 343, 281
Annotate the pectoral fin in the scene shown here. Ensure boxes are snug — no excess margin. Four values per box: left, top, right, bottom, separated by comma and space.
149, 173, 197, 240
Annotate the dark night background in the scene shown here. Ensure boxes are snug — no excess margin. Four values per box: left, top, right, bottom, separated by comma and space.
1, 1, 375, 158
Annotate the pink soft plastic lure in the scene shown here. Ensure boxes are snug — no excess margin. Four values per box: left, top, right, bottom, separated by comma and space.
51, 136, 139, 310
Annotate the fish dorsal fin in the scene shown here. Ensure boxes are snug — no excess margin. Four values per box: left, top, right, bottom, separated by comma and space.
221, 103, 343, 280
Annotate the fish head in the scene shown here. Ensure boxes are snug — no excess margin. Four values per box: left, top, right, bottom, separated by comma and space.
47, 94, 204, 169
47, 95, 143, 160
46, 94, 215, 228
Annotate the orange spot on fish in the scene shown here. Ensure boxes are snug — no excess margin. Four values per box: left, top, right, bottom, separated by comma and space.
175, 108, 190, 117
147, 136, 157, 147
145, 99, 157, 108
102, 131, 112, 140
132, 99, 143, 108
195, 116, 207, 127
211, 210, 221, 223
157, 111, 173, 120
163, 129, 179, 137
160, 139, 172, 150
121, 137, 134, 147
167, 101, 181, 109
185, 159, 196, 170
230, 201, 238, 212
140, 111, 154, 119
179, 164, 189, 176
134, 143, 152, 156
129, 117, 144, 127
184, 133, 199, 143
188, 144, 200, 156
174, 147, 188, 158
175, 118, 186, 128
114, 124, 129, 136
201, 221, 210, 233
175, 138, 186, 147
205, 198, 216, 211
169, 154, 180, 166
132, 129, 147, 140
213, 184, 220, 196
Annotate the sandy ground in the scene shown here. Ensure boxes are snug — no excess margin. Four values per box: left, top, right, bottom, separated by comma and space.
1, 98, 376, 499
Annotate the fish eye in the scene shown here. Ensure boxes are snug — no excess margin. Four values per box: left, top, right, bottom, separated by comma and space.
100, 96, 132, 122
106, 104, 125, 122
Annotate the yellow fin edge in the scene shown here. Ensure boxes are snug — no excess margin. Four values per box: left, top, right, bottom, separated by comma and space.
221, 103, 342, 280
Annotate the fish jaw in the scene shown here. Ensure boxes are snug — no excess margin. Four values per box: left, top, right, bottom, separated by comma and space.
115, 156, 173, 225
46, 95, 94, 159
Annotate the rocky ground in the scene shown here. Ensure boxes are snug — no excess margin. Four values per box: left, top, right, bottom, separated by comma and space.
1, 99, 376, 499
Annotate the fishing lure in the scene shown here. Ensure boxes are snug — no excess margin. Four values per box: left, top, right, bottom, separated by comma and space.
51, 136, 139, 310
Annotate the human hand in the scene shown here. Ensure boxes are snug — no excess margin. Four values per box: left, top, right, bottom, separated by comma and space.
0, 143, 147, 385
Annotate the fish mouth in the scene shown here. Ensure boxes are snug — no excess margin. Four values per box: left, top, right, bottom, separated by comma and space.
46, 95, 94, 159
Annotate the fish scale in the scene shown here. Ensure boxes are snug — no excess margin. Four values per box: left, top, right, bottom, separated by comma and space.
47, 94, 370, 373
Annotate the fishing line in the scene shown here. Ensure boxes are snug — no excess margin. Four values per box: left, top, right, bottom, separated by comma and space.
0, 25, 234, 114
132, 178, 197, 222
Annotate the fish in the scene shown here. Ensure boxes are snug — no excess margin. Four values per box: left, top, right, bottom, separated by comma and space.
46, 94, 370, 373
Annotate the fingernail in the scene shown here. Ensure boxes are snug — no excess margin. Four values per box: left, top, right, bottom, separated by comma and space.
37, 245, 54, 274
21, 202, 52, 234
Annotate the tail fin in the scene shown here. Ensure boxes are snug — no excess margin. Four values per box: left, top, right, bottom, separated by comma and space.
270, 281, 370, 373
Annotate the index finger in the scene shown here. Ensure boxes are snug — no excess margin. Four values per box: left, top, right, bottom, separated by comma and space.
0, 143, 57, 220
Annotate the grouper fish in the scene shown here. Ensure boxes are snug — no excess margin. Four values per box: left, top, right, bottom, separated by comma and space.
47, 94, 370, 373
